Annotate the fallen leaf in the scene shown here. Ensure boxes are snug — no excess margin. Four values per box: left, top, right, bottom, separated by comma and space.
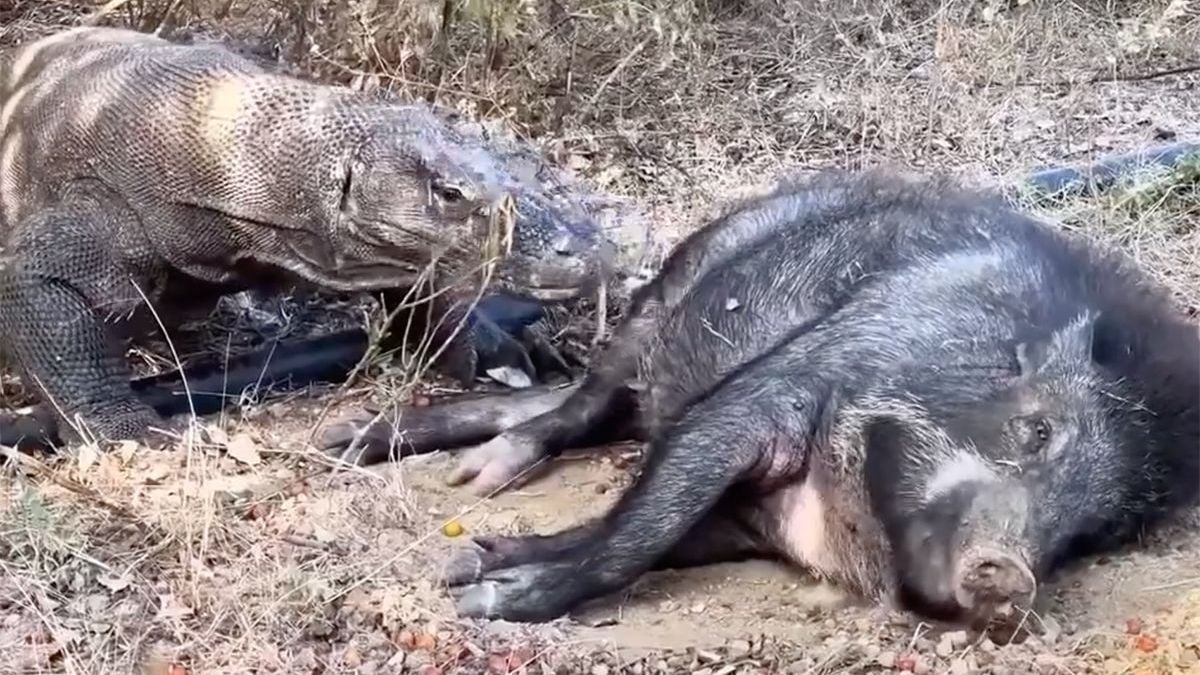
1134, 634, 1158, 653
116, 440, 139, 461
395, 629, 417, 651
207, 425, 230, 446
76, 443, 100, 472
226, 433, 261, 466
508, 646, 535, 669
487, 654, 510, 673
310, 524, 337, 544
243, 502, 270, 520
485, 366, 532, 389
97, 574, 131, 592
155, 594, 194, 621
414, 632, 437, 651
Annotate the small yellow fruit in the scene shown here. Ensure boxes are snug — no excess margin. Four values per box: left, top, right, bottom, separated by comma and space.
442, 520, 464, 537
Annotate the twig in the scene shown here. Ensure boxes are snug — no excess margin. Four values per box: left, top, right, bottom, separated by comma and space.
979, 63, 1200, 89
81, 0, 133, 26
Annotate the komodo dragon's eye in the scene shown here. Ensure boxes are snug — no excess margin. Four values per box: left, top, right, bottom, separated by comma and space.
338, 164, 355, 213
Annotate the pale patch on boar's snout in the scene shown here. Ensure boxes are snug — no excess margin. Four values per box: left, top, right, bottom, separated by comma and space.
922, 449, 1001, 502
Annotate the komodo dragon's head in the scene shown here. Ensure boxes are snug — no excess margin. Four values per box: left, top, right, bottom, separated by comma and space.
328, 104, 614, 304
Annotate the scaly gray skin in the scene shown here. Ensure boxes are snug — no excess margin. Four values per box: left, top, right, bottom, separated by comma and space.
322, 169, 1198, 629
0, 26, 609, 447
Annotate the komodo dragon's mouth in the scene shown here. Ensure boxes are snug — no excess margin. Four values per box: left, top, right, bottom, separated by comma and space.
523, 287, 586, 302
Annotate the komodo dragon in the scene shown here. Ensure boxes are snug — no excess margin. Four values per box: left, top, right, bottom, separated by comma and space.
0, 26, 611, 450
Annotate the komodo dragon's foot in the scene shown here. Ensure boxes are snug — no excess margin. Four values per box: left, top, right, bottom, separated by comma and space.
0, 403, 199, 456
437, 295, 575, 390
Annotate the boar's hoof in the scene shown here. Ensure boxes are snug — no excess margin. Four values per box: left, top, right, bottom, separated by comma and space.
448, 561, 576, 622
318, 413, 394, 464
444, 544, 488, 586
446, 433, 547, 495
955, 547, 1037, 628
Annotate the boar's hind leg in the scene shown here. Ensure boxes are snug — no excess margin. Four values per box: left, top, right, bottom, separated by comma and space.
321, 292, 656, 492
318, 384, 581, 466
444, 296, 659, 495
448, 379, 813, 622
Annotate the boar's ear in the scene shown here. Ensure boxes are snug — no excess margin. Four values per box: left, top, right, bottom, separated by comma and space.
1017, 310, 1099, 376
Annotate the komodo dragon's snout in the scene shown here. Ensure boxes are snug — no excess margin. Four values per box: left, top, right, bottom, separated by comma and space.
294, 110, 611, 304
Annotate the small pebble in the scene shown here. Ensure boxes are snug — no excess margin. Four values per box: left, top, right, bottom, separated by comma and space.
945, 630, 969, 648
1039, 615, 1062, 645
949, 658, 970, 675
876, 651, 897, 668
727, 640, 752, 657
935, 638, 953, 657
1034, 654, 1057, 667
591, 665, 610, 675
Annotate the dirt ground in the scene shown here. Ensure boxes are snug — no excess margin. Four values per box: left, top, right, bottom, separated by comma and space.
2, 1, 1200, 674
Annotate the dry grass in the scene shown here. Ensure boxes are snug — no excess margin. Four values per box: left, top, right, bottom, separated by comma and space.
2, 0, 1199, 673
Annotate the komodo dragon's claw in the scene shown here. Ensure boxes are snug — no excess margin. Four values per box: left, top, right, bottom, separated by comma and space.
0, 406, 61, 454
0, 404, 193, 455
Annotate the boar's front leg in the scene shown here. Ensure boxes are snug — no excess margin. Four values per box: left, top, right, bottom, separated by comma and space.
448, 376, 821, 622
445, 493, 770, 588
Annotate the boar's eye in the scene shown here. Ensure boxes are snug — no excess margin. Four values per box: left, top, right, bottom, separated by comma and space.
431, 180, 465, 204
1030, 417, 1053, 453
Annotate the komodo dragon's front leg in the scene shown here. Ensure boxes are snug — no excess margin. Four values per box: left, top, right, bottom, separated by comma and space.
0, 194, 176, 447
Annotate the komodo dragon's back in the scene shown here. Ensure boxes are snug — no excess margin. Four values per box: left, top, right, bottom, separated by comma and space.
1, 26, 418, 271
0, 26, 610, 448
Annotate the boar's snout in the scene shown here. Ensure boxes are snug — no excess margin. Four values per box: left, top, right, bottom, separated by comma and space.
954, 546, 1037, 628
